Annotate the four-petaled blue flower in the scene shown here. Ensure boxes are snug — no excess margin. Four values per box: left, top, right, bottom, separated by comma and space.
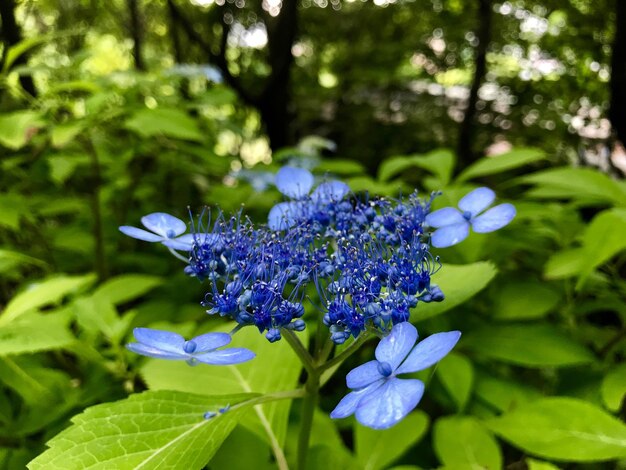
268, 166, 350, 230
330, 322, 460, 429
119, 212, 195, 251
126, 328, 255, 365
425, 187, 516, 248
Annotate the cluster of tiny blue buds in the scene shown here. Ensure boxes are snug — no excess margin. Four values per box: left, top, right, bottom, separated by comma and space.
181, 169, 445, 344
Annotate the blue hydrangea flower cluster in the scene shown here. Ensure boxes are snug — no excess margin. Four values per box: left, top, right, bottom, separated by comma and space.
120, 166, 515, 429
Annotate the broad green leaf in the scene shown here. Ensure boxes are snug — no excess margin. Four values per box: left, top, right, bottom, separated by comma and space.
491, 279, 561, 320
526, 458, 560, 470
473, 370, 541, 412
2, 36, 51, 72
346, 176, 407, 196
456, 147, 545, 182
544, 248, 584, 279
355, 412, 429, 470
433, 416, 502, 470
378, 149, 455, 186
140, 326, 306, 447
576, 209, 626, 289
0, 249, 47, 274
209, 426, 275, 470
316, 159, 366, 176
0, 111, 44, 150
0, 313, 73, 356
520, 168, 626, 206
125, 108, 204, 142
486, 397, 626, 461
51, 122, 85, 148
1, 274, 96, 325
464, 324, 595, 367
436, 352, 474, 411
47, 154, 89, 185
28, 390, 255, 470
93, 274, 163, 305
414, 262, 497, 320
601, 364, 626, 412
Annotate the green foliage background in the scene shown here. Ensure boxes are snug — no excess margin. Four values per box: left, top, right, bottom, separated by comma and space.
1, 0, 626, 469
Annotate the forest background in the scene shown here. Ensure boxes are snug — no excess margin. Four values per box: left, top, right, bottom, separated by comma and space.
2, 0, 626, 469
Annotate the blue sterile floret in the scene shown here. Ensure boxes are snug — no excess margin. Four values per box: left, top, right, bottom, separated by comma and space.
426, 187, 516, 248
119, 212, 195, 251
330, 322, 460, 429
126, 328, 255, 365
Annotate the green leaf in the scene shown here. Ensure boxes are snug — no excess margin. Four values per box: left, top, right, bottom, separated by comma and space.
601, 364, 626, 412
355, 412, 429, 470
436, 352, 474, 412
456, 147, 545, 182
125, 108, 204, 142
346, 176, 407, 196
316, 159, 366, 176
576, 209, 626, 289
544, 248, 584, 280
28, 390, 256, 470
414, 262, 497, 321
485, 397, 626, 461
93, 274, 163, 305
1, 274, 96, 325
140, 326, 306, 447
2, 36, 51, 72
491, 279, 561, 321
0, 111, 44, 150
378, 149, 455, 186
520, 168, 626, 206
47, 154, 90, 185
0, 313, 74, 356
473, 370, 541, 413
433, 416, 502, 470
526, 458, 560, 470
0, 249, 47, 274
464, 324, 595, 367
50, 123, 85, 148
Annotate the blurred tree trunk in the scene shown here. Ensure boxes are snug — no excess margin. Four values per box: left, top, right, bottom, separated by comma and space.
0, 0, 37, 97
610, 0, 626, 145
166, 0, 298, 150
128, 0, 146, 71
457, 0, 491, 168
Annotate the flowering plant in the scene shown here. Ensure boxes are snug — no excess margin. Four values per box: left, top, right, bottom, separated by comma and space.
119, 166, 515, 468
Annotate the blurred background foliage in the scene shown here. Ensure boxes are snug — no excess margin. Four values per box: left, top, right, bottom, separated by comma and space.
1, 0, 626, 468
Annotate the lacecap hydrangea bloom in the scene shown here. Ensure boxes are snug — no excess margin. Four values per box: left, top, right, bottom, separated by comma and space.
120, 166, 515, 429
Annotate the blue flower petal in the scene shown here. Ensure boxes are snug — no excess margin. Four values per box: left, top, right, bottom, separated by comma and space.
395, 331, 461, 375
191, 332, 232, 352
133, 328, 185, 354
355, 378, 425, 430
346, 360, 383, 389
430, 222, 470, 248
330, 380, 384, 419
162, 233, 195, 251
275, 167, 314, 199
268, 202, 305, 230
119, 226, 164, 242
141, 213, 187, 238
126, 342, 185, 360
458, 187, 495, 217
311, 181, 350, 204
375, 322, 418, 370
193, 348, 255, 365
471, 203, 516, 233
425, 207, 465, 228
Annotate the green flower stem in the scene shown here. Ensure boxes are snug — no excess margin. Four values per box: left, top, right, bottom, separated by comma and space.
283, 329, 317, 377
297, 372, 319, 470
317, 332, 372, 374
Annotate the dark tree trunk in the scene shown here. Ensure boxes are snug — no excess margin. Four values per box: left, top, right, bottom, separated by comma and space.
258, 0, 298, 150
128, 0, 146, 71
0, 0, 37, 96
610, 0, 626, 145
457, 0, 492, 167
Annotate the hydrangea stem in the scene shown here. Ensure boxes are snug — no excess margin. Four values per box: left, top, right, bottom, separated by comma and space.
297, 372, 319, 470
